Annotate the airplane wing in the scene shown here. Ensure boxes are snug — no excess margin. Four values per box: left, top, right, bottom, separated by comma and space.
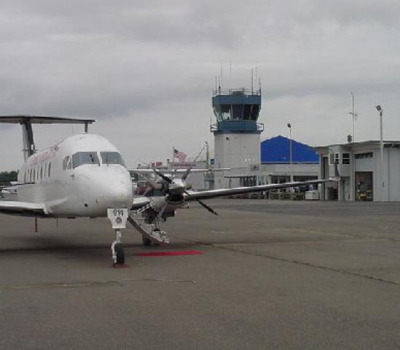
0, 201, 47, 216
184, 179, 331, 201
130, 168, 229, 174
131, 196, 151, 210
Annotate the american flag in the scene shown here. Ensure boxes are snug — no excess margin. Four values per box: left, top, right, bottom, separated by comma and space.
173, 148, 187, 162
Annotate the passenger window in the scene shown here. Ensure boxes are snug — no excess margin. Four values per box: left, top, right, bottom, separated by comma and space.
72, 152, 100, 168
101, 152, 126, 166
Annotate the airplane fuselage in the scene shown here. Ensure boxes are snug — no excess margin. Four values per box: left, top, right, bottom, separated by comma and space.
17, 133, 133, 217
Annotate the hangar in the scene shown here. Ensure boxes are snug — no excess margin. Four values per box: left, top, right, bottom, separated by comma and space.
260, 135, 319, 184
316, 140, 400, 201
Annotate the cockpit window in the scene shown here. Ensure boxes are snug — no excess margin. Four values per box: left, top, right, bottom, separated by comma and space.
72, 152, 100, 168
101, 152, 126, 166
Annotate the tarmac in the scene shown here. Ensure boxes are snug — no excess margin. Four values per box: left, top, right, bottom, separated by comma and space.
0, 198, 400, 349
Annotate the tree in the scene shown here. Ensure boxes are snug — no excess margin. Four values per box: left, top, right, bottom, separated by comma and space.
0, 171, 18, 184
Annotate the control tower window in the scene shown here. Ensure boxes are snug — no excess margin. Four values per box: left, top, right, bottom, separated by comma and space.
250, 105, 260, 120
101, 152, 126, 167
232, 105, 243, 119
214, 105, 231, 121
72, 152, 100, 168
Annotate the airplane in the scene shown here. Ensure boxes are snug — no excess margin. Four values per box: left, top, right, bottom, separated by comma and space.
0, 115, 334, 267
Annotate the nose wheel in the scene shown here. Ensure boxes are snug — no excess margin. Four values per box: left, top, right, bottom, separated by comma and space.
111, 229, 125, 266
111, 229, 125, 267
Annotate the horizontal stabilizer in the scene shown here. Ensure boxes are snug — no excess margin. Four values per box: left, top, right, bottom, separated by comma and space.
0, 115, 95, 125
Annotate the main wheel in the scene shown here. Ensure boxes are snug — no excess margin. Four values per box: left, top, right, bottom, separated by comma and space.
114, 244, 125, 266
142, 236, 152, 246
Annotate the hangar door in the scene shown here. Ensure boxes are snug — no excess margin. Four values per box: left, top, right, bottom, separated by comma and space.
355, 172, 373, 201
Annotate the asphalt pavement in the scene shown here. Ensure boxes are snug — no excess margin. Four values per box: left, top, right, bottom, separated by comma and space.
0, 199, 399, 349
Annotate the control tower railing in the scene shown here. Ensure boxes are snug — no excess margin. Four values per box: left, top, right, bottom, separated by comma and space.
210, 121, 264, 133
212, 88, 261, 97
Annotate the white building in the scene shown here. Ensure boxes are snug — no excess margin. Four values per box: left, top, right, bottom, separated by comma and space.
316, 140, 400, 201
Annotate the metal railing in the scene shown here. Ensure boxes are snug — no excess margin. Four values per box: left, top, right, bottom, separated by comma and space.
212, 88, 261, 96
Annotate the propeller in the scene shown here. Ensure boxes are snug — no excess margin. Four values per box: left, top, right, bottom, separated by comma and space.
151, 167, 218, 216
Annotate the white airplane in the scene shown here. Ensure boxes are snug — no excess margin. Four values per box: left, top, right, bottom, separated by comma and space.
0, 115, 333, 267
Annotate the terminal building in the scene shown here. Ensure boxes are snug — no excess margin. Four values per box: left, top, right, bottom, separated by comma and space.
316, 140, 400, 201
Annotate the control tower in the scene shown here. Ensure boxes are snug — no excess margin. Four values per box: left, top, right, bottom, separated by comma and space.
211, 87, 264, 187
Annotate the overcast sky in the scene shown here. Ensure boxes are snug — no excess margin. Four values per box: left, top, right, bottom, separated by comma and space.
1, 0, 400, 171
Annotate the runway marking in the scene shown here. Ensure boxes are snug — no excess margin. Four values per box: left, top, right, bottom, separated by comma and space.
136, 250, 204, 257
0, 278, 197, 291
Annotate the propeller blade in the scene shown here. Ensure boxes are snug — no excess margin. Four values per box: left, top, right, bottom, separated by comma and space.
196, 198, 218, 216
181, 167, 193, 181
153, 168, 173, 184
184, 189, 218, 216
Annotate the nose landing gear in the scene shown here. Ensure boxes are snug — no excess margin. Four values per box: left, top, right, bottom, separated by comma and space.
111, 229, 125, 266
107, 209, 129, 268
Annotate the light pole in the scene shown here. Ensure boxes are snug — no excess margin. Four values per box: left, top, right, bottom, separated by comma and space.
350, 92, 356, 142
376, 105, 384, 200
287, 123, 292, 182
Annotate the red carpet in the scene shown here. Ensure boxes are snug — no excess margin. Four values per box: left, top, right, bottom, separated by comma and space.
137, 250, 204, 257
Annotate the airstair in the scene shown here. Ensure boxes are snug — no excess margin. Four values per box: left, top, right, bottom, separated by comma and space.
128, 210, 170, 245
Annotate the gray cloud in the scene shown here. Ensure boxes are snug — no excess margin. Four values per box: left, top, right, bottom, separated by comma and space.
1, 0, 400, 170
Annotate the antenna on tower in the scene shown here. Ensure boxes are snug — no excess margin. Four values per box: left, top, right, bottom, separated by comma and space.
220, 63, 223, 89
229, 61, 232, 87
251, 69, 254, 94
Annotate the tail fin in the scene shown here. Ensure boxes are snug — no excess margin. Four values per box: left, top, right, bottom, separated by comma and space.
0, 115, 95, 161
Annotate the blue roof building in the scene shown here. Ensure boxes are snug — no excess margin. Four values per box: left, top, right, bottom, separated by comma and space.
261, 135, 319, 164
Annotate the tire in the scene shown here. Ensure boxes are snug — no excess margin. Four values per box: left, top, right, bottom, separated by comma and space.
114, 244, 125, 265
142, 236, 152, 246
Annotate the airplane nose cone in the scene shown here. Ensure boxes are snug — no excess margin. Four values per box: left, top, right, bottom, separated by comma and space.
104, 180, 133, 208
88, 169, 133, 210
